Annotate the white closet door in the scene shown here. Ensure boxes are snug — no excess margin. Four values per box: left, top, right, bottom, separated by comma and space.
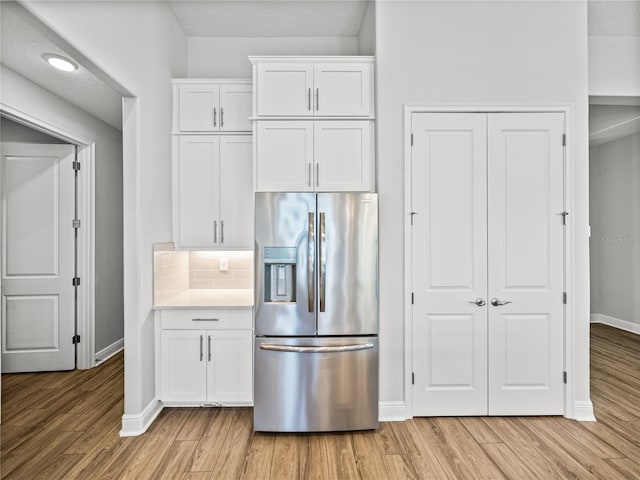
411, 113, 488, 415
487, 112, 565, 415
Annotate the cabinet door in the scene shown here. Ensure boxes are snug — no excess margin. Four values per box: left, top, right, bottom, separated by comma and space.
220, 85, 252, 132
176, 136, 220, 247
178, 84, 220, 132
313, 121, 372, 192
219, 136, 253, 247
257, 63, 314, 116
256, 121, 314, 192
313, 64, 372, 117
206, 330, 253, 404
161, 330, 207, 403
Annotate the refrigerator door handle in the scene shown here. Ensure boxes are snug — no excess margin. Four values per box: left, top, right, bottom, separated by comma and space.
308, 212, 315, 312
260, 343, 375, 353
319, 212, 326, 312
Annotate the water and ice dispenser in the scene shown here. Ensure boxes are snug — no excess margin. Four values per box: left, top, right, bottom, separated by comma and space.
264, 247, 297, 303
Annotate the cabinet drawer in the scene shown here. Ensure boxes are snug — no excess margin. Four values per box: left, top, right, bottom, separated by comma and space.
160, 309, 253, 330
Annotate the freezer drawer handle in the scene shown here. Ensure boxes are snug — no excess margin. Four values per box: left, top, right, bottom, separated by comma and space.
260, 343, 374, 353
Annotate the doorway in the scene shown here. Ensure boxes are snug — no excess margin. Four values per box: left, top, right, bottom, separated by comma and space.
407, 108, 568, 416
0, 113, 96, 376
1, 141, 77, 372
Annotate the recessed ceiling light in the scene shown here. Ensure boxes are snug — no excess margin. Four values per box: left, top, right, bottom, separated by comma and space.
43, 54, 78, 72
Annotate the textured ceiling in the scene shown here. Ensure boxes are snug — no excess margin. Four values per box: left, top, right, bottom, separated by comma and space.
168, 0, 370, 37
0, 2, 123, 131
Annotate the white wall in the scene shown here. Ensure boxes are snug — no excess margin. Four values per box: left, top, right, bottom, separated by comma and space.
590, 133, 640, 329
188, 36, 359, 77
589, 36, 640, 97
358, 0, 375, 55
375, 1, 591, 416
22, 1, 188, 429
0, 66, 124, 359
1, 117, 66, 143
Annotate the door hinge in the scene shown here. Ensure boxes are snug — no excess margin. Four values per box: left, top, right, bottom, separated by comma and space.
411, 292, 414, 304
72, 219, 81, 229
563, 292, 567, 304
412, 372, 415, 385
72, 335, 81, 345
562, 133, 566, 146
563, 371, 567, 384
411, 133, 414, 146
72, 161, 81, 171
561, 211, 569, 225
72, 277, 81, 287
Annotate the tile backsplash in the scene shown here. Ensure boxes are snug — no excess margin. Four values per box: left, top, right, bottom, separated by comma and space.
153, 243, 189, 304
189, 251, 253, 289
154, 244, 254, 305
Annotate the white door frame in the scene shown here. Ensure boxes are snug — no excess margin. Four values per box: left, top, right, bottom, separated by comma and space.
0, 104, 96, 370
404, 104, 575, 419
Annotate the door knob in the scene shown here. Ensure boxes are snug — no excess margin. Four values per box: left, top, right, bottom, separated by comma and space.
491, 298, 512, 307
469, 298, 486, 306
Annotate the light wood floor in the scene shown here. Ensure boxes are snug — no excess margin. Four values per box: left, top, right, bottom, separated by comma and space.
2, 323, 640, 479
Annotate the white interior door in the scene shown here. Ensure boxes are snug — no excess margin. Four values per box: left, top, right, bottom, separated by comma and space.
487, 112, 565, 415
411, 113, 489, 415
1, 143, 75, 372
411, 112, 565, 416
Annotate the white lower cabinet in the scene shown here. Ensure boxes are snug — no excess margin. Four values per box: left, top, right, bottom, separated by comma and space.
158, 309, 253, 406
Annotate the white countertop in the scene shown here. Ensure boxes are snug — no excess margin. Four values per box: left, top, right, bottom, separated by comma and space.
153, 289, 254, 309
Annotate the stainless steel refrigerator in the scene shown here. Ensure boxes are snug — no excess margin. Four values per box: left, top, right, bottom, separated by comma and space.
254, 192, 379, 432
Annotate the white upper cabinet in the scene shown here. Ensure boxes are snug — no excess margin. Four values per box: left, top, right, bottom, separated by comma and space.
174, 80, 252, 133
256, 63, 314, 116
313, 63, 372, 117
256, 120, 372, 192
252, 57, 374, 117
174, 135, 253, 248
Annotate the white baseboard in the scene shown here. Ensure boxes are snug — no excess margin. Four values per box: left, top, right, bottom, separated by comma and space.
573, 400, 596, 421
95, 337, 124, 364
120, 398, 163, 437
379, 401, 408, 422
590, 314, 640, 335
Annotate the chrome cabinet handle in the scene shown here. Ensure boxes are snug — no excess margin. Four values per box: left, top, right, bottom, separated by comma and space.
199, 335, 203, 361
220, 107, 224, 128
308, 163, 312, 187
208, 335, 212, 362
316, 164, 319, 187
213, 107, 217, 127
220, 220, 224, 244
307, 88, 311, 111
491, 298, 513, 307
308, 212, 315, 313
319, 212, 326, 313
469, 298, 486, 306
214, 220, 218, 243
260, 343, 374, 353
192, 318, 219, 322
315, 88, 319, 111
